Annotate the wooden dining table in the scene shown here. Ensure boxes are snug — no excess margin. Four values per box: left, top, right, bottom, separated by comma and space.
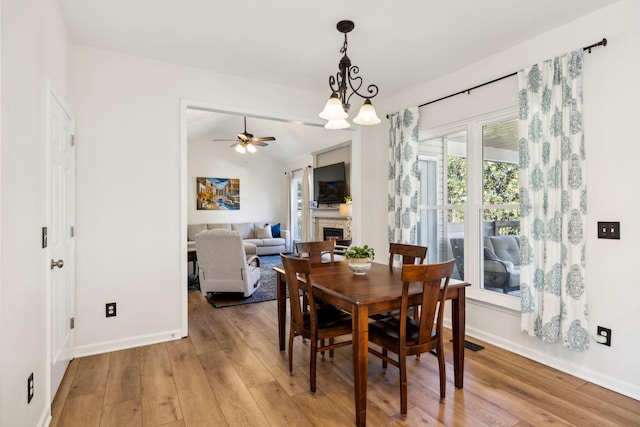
273, 260, 470, 427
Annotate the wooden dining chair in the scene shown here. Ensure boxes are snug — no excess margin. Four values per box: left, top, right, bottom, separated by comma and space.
280, 254, 353, 394
388, 242, 427, 268
367, 259, 455, 415
295, 240, 336, 264
371, 243, 429, 321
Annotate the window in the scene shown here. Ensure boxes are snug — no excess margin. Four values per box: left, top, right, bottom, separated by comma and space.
418, 108, 521, 307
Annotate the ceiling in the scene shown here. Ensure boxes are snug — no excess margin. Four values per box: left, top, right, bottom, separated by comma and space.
58, 0, 618, 162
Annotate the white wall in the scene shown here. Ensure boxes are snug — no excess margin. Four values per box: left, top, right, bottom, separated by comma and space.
188, 133, 286, 224
363, 0, 640, 399
71, 46, 338, 356
0, 0, 71, 425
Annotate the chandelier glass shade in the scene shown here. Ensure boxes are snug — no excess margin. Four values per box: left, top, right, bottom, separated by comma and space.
319, 20, 381, 129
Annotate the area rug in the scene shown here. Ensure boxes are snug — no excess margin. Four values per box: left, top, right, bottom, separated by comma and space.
206, 255, 284, 308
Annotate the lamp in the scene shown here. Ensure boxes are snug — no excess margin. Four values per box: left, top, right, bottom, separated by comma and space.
319, 20, 381, 129
339, 202, 352, 239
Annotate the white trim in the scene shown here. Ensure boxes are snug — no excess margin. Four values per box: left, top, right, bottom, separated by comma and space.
37, 409, 51, 427
74, 329, 182, 358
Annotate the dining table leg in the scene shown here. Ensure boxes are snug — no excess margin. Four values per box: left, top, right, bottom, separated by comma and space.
451, 287, 466, 388
352, 304, 369, 427
277, 271, 286, 351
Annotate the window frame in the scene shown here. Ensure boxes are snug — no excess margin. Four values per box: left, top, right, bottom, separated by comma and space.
421, 107, 520, 310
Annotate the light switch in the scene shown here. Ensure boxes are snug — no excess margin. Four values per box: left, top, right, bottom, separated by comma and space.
597, 222, 620, 239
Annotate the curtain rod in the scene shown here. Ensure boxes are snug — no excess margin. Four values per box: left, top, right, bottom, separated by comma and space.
387, 37, 607, 117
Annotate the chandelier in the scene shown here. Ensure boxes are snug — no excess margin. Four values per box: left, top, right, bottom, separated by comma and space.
319, 20, 381, 129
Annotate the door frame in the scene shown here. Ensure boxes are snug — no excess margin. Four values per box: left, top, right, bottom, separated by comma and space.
178, 99, 363, 336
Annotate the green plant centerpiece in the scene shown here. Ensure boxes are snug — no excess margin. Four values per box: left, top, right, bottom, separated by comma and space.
344, 244, 374, 275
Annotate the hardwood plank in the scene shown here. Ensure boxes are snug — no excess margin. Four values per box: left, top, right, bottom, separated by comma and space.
139, 343, 183, 426
56, 391, 104, 427
104, 347, 141, 406
166, 339, 227, 426
464, 357, 621, 427
292, 388, 358, 427
99, 398, 142, 427
249, 381, 314, 427
188, 312, 222, 355
199, 350, 271, 426
67, 353, 111, 398
203, 310, 275, 388
50, 357, 80, 427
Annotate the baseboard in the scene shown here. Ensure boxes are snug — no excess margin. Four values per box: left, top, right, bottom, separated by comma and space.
463, 325, 640, 401
38, 407, 50, 427
73, 329, 183, 358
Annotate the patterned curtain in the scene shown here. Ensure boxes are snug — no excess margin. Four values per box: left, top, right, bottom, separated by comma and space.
518, 50, 589, 350
388, 107, 420, 245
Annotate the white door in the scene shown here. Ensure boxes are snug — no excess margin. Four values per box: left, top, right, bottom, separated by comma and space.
49, 92, 75, 398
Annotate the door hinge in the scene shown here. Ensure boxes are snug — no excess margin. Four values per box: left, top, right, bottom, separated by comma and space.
70, 226, 75, 238
70, 134, 75, 147
70, 317, 75, 330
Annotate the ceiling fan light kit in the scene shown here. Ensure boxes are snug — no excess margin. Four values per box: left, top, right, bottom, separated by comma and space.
214, 116, 275, 154
319, 20, 381, 129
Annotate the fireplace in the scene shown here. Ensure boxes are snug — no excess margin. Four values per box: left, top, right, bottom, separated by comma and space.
323, 227, 344, 240
314, 216, 350, 240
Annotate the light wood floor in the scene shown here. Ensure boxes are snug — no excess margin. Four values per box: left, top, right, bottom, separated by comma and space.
51, 289, 640, 426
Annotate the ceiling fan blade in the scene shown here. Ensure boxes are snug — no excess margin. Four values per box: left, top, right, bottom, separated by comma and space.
252, 142, 269, 147
230, 142, 239, 147
251, 136, 276, 142
212, 139, 239, 142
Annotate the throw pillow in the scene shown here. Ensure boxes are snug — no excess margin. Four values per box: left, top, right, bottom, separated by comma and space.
270, 222, 281, 238
256, 224, 273, 239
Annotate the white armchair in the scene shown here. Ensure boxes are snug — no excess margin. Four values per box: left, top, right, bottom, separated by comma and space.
195, 229, 261, 297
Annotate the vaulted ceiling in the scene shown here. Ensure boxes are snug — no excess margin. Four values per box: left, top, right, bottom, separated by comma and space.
59, 0, 618, 161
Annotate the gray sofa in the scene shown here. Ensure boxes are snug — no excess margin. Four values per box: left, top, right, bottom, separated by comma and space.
450, 235, 520, 294
188, 221, 290, 256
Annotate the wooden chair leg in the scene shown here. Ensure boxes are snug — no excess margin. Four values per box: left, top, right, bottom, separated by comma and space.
288, 329, 295, 375
437, 341, 446, 399
329, 338, 335, 359
399, 350, 408, 415
382, 348, 388, 369
310, 339, 318, 394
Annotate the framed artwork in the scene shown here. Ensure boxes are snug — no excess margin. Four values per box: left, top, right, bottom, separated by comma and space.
196, 177, 240, 210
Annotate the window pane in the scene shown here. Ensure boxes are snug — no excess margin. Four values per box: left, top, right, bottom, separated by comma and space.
418, 131, 466, 268
480, 209, 521, 296
482, 119, 519, 205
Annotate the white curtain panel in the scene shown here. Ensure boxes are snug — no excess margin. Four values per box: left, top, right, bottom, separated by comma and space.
518, 50, 589, 350
387, 107, 420, 245
301, 166, 312, 242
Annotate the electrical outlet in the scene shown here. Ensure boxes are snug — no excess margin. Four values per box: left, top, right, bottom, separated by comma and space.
106, 302, 117, 318
27, 373, 34, 403
597, 222, 620, 239
597, 326, 612, 346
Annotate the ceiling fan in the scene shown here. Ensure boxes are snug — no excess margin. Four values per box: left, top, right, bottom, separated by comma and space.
213, 116, 275, 153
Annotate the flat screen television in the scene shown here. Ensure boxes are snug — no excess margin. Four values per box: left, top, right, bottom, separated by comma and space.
313, 162, 347, 204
